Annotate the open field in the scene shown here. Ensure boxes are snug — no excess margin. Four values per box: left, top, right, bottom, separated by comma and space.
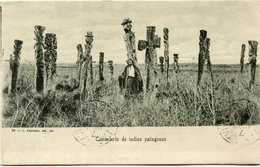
2, 63, 260, 127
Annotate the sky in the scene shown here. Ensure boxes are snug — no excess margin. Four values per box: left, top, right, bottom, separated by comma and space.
1, 1, 260, 64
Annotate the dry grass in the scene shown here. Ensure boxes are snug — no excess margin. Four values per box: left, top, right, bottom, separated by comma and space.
2, 64, 260, 127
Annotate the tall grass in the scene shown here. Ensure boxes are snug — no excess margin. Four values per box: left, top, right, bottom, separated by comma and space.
2, 65, 260, 127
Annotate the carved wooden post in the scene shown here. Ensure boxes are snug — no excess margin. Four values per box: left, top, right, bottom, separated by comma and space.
159, 56, 164, 74
80, 32, 93, 100
34, 25, 46, 93
76, 44, 83, 82
99, 52, 104, 81
121, 18, 137, 64
107, 60, 114, 79
9, 40, 23, 93
248, 40, 258, 88
51, 34, 57, 78
138, 26, 161, 92
240, 44, 246, 74
163, 28, 169, 85
89, 55, 93, 84
197, 30, 207, 86
44, 33, 57, 92
205, 38, 213, 82
173, 54, 179, 73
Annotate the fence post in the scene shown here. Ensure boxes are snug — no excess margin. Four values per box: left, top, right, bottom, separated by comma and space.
248, 40, 258, 88
99, 52, 104, 81
34, 25, 46, 93
9, 39, 23, 93
51, 34, 57, 78
138, 26, 161, 92
89, 55, 93, 84
173, 54, 179, 73
240, 44, 246, 74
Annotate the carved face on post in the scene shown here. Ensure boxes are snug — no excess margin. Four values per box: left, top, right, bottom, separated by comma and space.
121, 18, 132, 33
85, 32, 94, 45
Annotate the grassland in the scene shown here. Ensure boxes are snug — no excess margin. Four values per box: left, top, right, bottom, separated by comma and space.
2, 63, 260, 127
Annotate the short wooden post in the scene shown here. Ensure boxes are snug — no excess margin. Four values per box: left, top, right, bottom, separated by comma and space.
34, 25, 46, 93
248, 40, 258, 88
76, 44, 83, 82
163, 28, 169, 85
9, 39, 23, 93
121, 18, 137, 64
197, 30, 207, 86
80, 32, 93, 100
173, 54, 179, 73
99, 52, 104, 81
107, 60, 114, 79
138, 26, 161, 92
240, 44, 246, 73
89, 55, 93, 84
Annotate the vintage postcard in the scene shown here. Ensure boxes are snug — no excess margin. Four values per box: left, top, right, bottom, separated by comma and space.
1, 0, 260, 165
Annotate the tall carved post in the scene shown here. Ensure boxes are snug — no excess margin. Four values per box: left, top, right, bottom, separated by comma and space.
51, 34, 57, 78
9, 40, 23, 93
76, 44, 83, 82
163, 28, 169, 85
80, 32, 93, 100
99, 52, 104, 81
34, 25, 46, 93
206, 38, 213, 83
107, 60, 114, 79
197, 30, 207, 86
44, 33, 57, 92
248, 40, 258, 88
240, 44, 246, 74
173, 54, 179, 73
121, 18, 137, 64
138, 26, 161, 92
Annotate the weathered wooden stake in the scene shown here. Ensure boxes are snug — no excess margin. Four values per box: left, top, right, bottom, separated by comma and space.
248, 40, 258, 88
197, 30, 207, 86
34, 25, 46, 93
206, 38, 213, 83
173, 54, 179, 73
80, 32, 93, 100
107, 60, 114, 79
99, 52, 104, 81
51, 34, 57, 78
163, 28, 169, 85
138, 26, 161, 92
240, 44, 246, 73
89, 55, 93, 84
121, 18, 137, 64
159, 56, 164, 74
76, 44, 83, 82
9, 40, 23, 93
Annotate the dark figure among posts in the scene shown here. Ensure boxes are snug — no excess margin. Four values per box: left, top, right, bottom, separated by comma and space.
118, 59, 143, 98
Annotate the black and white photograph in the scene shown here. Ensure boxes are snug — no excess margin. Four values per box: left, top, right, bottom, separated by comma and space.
1, 1, 260, 165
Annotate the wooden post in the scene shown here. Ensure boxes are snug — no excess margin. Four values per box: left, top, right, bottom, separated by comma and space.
159, 56, 164, 74
34, 25, 46, 93
197, 30, 207, 86
240, 44, 246, 74
89, 55, 93, 84
173, 54, 179, 73
121, 18, 137, 64
107, 60, 114, 79
99, 52, 104, 81
9, 39, 23, 93
51, 34, 57, 78
248, 40, 258, 88
205, 38, 213, 82
80, 31, 93, 100
163, 28, 169, 85
76, 44, 83, 82
138, 26, 161, 92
